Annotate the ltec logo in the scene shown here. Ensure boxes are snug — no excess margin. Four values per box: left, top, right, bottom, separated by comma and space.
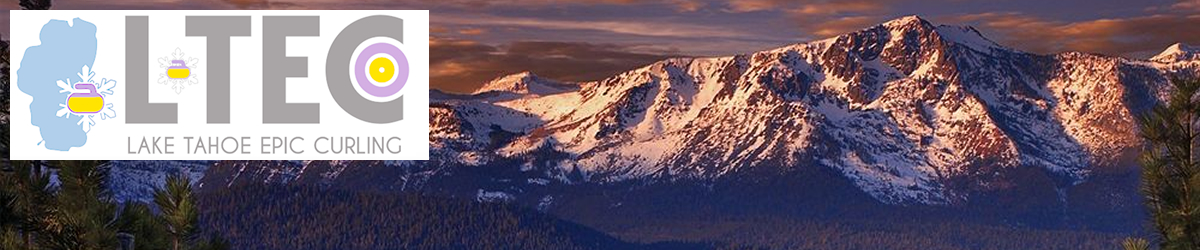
10, 10, 431, 160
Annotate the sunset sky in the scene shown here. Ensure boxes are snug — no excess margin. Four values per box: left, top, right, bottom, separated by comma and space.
4, 0, 1199, 93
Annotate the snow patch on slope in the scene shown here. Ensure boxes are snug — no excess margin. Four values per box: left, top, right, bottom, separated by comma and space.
1151, 43, 1200, 63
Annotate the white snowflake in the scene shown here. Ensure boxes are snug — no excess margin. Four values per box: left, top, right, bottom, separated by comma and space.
157, 48, 201, 94
56, 65, 118, 133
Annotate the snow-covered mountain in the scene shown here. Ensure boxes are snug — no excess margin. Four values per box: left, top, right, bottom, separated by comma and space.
422, 15, 1196, 205
472, 71, 579, 96
1151, 43, 1200, 63
107, 160, 210, 203
118, 16, 1198, 208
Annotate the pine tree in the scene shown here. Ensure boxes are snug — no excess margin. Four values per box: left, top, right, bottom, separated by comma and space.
1137, 78, 1200, 249
41, 160, 119, 249
0, 179, 20, 247
3, 158, 227, 249
192, 234, 231, 250
114, 202, 171, 250
2, 36, 11, 160
1122, 237, 1150, 250
0, 161, 54, 248
155, 174, 197, 250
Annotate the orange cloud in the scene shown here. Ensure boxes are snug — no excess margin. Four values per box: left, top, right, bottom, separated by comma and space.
947, 12, 1200, 58
792, 1, 886, 15
457, 28, 487, 35
724, 0, 787, 13
753, 0, 896, 40
431, 25, 451, 34
429, 37, 678, 93
726, 0, 891, 14
435, 14, 754, 39
668, 0, 706, 12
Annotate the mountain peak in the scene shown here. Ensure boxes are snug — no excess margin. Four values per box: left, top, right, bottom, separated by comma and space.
883, 15, 930, 28
1151, 42, 1199, 62
472, 71, 575, 95
933, 25, 1002, 54
878, 15, 1001, 54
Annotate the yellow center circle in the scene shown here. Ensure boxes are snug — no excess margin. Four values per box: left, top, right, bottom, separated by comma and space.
368, 57, 394, 83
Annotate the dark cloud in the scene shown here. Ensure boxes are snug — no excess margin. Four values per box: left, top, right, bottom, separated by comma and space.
434, 14, 757, 39
1170, 0, 1200, 12
1, 0, 237, 39
751, 0, 1200, 58
945, 12, 1200, 58
726, 0, 892, 14
739, 0, 898, 40
420, 0, 706, 12
430, 37, 679, 93
4, 0, 1195, 86
204, 0, 705, 11
222, 0, 268, 8
793, 15, 889, 37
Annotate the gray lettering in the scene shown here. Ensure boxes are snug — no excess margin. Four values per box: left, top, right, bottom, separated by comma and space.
263, 16, 320, 123
186, 16, 250, 124
126, 16, 177, 123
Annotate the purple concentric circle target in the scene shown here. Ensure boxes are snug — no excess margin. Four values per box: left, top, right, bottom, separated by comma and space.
353, 42, 408, 98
